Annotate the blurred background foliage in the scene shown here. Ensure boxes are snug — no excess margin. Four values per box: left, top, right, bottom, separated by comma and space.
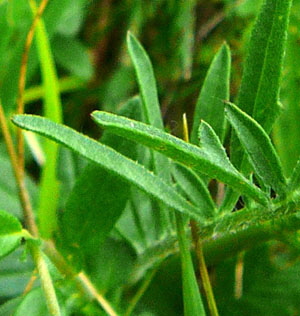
1, 0, 300, 315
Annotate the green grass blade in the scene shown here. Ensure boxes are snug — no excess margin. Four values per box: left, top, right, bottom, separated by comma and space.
225, 102, 286, 195
12, 115, 206, 223
34, 17, 63, 239
236, 0, 292, 131
176, 213, 206, 316
127, 31, 172, 232
92, 111, 269, 206
191, 43, 231, 144
127, 31, 163, 129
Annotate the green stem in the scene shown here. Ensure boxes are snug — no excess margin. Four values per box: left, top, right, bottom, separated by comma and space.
24, 76, 86, 104
124, 267, 158, 316
175, 213, 206, 315
190, 221, 219, 316
31, 246, 61, 316
43, 241, 119, 316
0, 102, 62, 315
134, 212, 300, 282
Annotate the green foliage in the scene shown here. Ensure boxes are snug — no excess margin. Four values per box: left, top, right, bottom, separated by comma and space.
92, 111, 268, 206
225, 102, 286, 196
191, 43, 231, 144
1, 0, 300, 315
0, 210, 25, 259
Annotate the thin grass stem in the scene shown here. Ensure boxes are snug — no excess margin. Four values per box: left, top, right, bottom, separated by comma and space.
0, 103, 62, 315
124, 267, 158, 316
183, 113, 219, 316
16, 0, 49, 173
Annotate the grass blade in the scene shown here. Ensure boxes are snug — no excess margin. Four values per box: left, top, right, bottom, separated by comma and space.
12, 115, 206, 223
236, 0, 292, 131
127, 31, 163, 129
176, 213, 206, 316
225, 102, 287, 196
127, 32, 172, 232
92, 111, 268, 206
191, 43, 231, 144
34, 16, 63, 238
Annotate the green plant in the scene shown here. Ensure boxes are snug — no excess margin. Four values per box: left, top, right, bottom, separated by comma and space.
1, 0, 300, 315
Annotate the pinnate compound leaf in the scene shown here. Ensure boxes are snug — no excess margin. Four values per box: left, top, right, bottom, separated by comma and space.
12, 115, 205, 222
92, 111, 269, 206
0, 210, 23, 259
191, 43, 231, 143
225, 102, 286, 195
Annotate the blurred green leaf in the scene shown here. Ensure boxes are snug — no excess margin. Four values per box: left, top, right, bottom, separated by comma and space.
0, 146, 38, 218
13, 288, 49, 316
0, 297, 23, 316
34, 14, 63, 239
288, 158, 300, 192
0, 248, 34, 298
0, 210, 24, 259
53, 35, 93, 80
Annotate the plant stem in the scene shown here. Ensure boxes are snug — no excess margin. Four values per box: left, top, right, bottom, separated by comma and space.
77, 272, 120, 316
190, 221, 219, 316
44, 241, 119, 316
0, 103, 38, 236
124, 267, 158, 316
31, 246, 61, 316
0, 103, 61, 315
183, 113, 219, 316
16, 0, 49, 172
